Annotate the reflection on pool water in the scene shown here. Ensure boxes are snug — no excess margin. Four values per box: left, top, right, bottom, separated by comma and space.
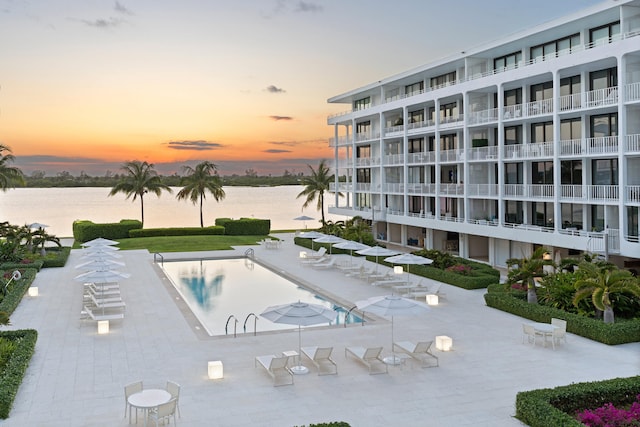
161, 258, 361, 336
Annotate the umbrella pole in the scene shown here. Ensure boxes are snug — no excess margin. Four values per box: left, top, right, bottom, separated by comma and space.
290, 324, 309, 375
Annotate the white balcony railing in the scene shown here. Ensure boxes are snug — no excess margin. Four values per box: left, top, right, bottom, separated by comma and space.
468, 145, 499, 161
438, 183, 464, 195
587, 136, 618, 154
468, 108, 498, 125
627, 185, 640, 203
440, 149, 465, 162
627, 134, 640, 153
626, 82, 640, 102
466, 184, 499, 197
585, 86, 618, 108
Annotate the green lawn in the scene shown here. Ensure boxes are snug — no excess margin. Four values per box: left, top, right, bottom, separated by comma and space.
94, 235, 269, 252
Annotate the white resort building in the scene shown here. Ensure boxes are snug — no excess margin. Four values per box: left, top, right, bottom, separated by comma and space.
327, 0, 640, 270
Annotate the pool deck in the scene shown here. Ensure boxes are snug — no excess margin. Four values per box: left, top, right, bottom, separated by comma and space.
5, 233, 640, 426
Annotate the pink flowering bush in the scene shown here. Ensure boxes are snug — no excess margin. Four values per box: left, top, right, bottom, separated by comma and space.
445, 264, 472, 276
576, 394, 640, 426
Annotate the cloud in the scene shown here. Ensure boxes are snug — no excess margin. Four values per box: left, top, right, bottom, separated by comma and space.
114, 1, 133, 15
76, 17, 125, 29
265, 85, 286, 94
269, 115, 293, 121
294, 1, 323, 13
166, 140, 224, 151
264, 149, 292, 154
269, 141, 297, 147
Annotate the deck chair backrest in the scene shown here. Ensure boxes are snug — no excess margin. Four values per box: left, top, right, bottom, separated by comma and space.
551, 318, 566, 332
156, 399, 177, 418
414, 341, 433, 354
269, 356, 289, 371
523, 324, 535, 335
363, 347, 383, 360
314, 347, 333, 360
316, 247, 327, 256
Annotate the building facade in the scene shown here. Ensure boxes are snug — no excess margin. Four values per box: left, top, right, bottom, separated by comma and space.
327, 0, 640, 269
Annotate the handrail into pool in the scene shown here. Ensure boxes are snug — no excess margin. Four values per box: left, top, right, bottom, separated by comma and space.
243, 313, 258, 335
346, 306, 366, 327
245, 248, 254, 258
153, 253, 164, 266
225, 315, 238, 337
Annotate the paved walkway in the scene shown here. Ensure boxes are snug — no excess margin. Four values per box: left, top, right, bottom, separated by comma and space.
5, 234, 639, 426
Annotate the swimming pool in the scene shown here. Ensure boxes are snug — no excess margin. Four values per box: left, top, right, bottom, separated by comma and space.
161, 258, 361, 336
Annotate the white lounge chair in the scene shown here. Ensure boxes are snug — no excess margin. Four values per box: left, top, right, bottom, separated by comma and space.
405, 282, 446, 300
81, 305, 125, 321
255, 355, 294, 386
393, 341, 439, 368
300, 247, 327, 263
311, 257, 338, 269
345, 346, 388, 375
301, 346, 337, 375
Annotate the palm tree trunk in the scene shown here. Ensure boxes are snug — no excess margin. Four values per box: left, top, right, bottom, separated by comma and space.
199, 193, 204, 228
320, 192, 326, 226
603, 306, 615, 324
527, 280, 538, 304
140, 194, 145, 228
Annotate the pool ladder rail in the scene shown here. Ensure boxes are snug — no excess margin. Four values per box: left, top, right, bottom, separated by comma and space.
225, 315, 238, 337
225, 313, 259, 337
243, 313, 258, 336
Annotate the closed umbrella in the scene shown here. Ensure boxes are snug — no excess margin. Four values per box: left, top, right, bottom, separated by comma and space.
384, 253, 433, 283
332, 241, 370, 266
356, 294, 430, 364
75, 259, 125, 271
313, 235, 345, 254
261, 301, 337, 374
356, 246, 400, 272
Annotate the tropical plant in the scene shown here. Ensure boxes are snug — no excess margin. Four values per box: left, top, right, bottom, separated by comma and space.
340, 216, 375, 245
176, 161, 225, 227
0, 145, 25, 191
572, 260, 640, 324
297, 160, 341, 227
539, 270, 580, 313
31, 228, 61, 256
506, 246, 554, 304
320, 219, 345, 237
108, 160, 172, 227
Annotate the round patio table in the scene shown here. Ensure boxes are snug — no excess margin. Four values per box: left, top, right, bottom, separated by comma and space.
128, 389, 171, 426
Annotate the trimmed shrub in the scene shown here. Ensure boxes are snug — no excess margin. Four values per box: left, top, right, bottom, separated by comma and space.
515, 376, 640, 427
0, 329, 38, 419
73, 219, 142, 243
129, 226, 225, 238
215, 218, 270, 235
0, 268, 37, 317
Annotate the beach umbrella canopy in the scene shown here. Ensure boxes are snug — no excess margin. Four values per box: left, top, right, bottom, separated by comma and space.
293, 215, 315, 229
28, 222, 48, 229
297, 231, 325, 251
80, 251, 123, 260
261, 301, 337, 374
81, 237, 119, 247
333, 241, 370, 265
384, 253, 433, 281
82, 245, 120, 252
313, 235, 345, 254
75, 259, 125, 271
74, 269, 130, 284
356, 294, 430, 364
356, 246, 400, 272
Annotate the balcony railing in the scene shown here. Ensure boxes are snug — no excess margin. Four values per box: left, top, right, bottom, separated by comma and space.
627, 134, 640, 153
627, 185, 640, 203
626, 82, 640, 102
438, 183, 464, 195
468, 108, 498, 125
384, 153, 404, 165
440, 149, 465, 162
466, 184, 499, 197
468, 145, 499, 161
559, 136, 622, 156
587, 136, 618, 154
586, 86, 618, 108
406, 183, 436, 195
560, 184, 619, 201
503, 184, 553, 198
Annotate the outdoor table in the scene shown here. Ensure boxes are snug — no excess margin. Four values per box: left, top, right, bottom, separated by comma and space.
128, 389, 171, 426
527, 322, 558, 347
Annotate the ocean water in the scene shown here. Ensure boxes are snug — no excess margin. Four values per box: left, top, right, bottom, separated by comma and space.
0, 186, 345, 237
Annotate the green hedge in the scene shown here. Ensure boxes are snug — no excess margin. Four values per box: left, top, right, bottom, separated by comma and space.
73, 219, 142, 243
484, 283, 640, 345
294, 237, 500, 290
215, 218, 270, 235
129, 226, 225, 238
0, 329, 38, 419
0, 268, 37, 317
39, 247, 71, 268
515, 376, 640, 426
0, 261, 44, 272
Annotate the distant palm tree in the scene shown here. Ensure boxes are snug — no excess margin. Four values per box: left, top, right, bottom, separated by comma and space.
0, 145, 25, 191
297, 160, 340, 227
176, 161, 225, 227
506, 246, 553, 304
108, 160, 172, 227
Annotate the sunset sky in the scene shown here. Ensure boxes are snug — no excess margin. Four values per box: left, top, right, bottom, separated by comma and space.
0, 0, 603, 176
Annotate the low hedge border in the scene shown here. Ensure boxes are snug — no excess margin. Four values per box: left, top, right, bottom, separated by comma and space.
294, 237, 500, 290
73, 219, 142, 243
515, 375, 640, 426
129, 226, 225, 238
0, 329, 38, 419
0, 268, 37, 317
484, 283, 640, 345
215, 218, 270, 235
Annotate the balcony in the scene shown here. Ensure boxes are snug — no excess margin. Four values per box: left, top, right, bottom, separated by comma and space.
468, 145, 499, 161
440, 149, 465, 163
503, 184, 554, 199
559, 184, 619, 201
384, 153, 404, 166
559, 136, 619, 156
439, 183, 464, 196
468, 108, 498, 125
626, 185, 640, 204
503, 142, 553, 160
627, 134, 640, 153
467, 184, 499, 197
406, 183, 437, 195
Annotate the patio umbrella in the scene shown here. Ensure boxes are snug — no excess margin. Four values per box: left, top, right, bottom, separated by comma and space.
332, 241, 370, 266
80, 250, 123, 260
293, 215, 314, 229
75, 259, 125, 271
74, 269, 131, 284
81, 237, 119, 247
297, 231, 325, 251
356, 246, 400, 272
313, 235, 345, 254
356, 294, 430, 364
28, 222, 48, 229
82, 244, 120, 252
260, 300, 338, 374
384, 253, 433, 283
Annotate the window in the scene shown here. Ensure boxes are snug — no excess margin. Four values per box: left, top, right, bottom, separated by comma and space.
628, 207, 639, 239
356, 145, 370, 159
560, 75, 581, 109
408, 196, 423, 214
590, 113, 617, 137
591, 205, 605, 231
505, 163, 523, 184
530, 33, 580, 60
353, 97, 371, 111
408, 166, 424, 184
589, 21, 620, 46
590, 67, 617, 90
357, 193, 371, 209
494, 51, 522, 71
440, 134, 457, 151
531, 122, 553, 143
532, 161, 553, 185
592, 159, 618, 185
386, 141, 401, 156
356, 121, 370, 135
530, 81, 553, 101
561, 160, 582, 185
408, 138, 424, 153
562, 203, 583, 229
430, 71, 456, 89
408, 110, 424, 124
439, 102, 458, 120
560, 118, 582, 140
505, 200, 523, 224
405, 81, 424, 96
532, 202, 554, 227
356, 168, 371, 183
504, 88, 522, 106
504, 126, 522, 145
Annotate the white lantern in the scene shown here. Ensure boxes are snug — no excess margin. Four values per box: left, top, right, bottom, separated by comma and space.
28, 287, 39, 297
208, 361, 224, 379
426, 294, 439, 305
435, 335, 453, 351
97, 320, 110, 334
394, 266, 404, 275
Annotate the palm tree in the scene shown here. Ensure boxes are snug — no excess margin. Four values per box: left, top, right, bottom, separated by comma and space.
31, 228, 61, 256
572, 261, 640, 324
506, 246, 553, 304
297, 160, 340, 227
0, 145, 25, 191
108, 160, 172, 227
176, 161, 225, 227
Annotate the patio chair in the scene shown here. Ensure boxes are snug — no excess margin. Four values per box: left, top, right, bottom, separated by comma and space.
393, 341, 439, 368
345, 346, 388, 375
166, 380, 181, 417
301, 346, 337, 375
81, 304, 125, 322
300, 247, 327, 263
147, 398, 178, 427
311, 257, 338, 269
124, 380, 143, 421
551, 318, 567, 345
255, 355, 294, 386
522, 323, 543, 346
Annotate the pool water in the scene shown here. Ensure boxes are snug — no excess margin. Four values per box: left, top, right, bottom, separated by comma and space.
161, 258, 361, 336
